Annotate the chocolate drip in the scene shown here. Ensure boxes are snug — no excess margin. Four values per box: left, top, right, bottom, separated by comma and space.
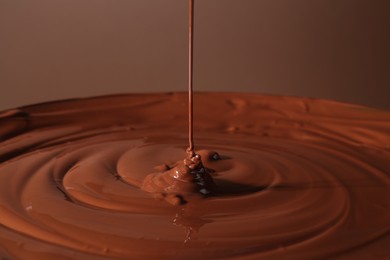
187, 0, 195, 158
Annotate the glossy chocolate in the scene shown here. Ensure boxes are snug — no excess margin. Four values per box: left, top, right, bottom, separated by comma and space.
0, 92, 389, 259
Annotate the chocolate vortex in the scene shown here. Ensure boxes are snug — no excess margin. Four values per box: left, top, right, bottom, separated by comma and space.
0, 93, 389, 259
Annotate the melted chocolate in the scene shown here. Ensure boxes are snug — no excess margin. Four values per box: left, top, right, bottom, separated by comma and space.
141, 152, 216, 205
187, 0, 195, 157
0, 92, 389, 259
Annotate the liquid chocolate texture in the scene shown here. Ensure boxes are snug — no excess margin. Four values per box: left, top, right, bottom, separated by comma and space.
0, 92, 389, 259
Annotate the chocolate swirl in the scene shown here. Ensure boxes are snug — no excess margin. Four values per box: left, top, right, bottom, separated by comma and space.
0, 93, 389, 259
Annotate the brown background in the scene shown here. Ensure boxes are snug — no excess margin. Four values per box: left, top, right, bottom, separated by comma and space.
1, 0, 389, 111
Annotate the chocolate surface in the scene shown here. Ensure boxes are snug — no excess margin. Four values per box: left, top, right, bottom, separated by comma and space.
0, 92, 389, 259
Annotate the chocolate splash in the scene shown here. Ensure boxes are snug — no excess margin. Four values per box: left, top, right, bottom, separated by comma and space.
141, 152, 216, 205
0, 92, 389, 259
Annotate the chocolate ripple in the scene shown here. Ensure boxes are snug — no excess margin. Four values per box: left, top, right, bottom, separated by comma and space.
0, 92, 389, 259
